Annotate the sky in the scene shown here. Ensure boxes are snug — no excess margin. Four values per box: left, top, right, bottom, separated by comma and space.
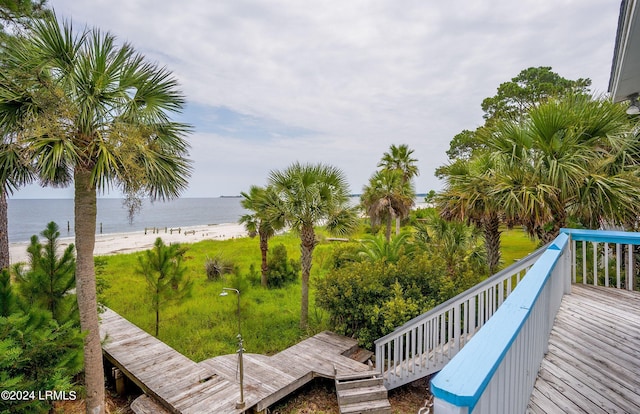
15, 0, 621, 198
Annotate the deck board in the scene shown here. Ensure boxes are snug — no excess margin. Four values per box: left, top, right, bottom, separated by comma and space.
528, 284, 640, 414
100, 307, 374, 413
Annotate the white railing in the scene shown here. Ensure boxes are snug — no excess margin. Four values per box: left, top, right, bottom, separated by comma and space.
430, 233, 570, 414
374, 244, 548, 389
566, 228, 638, 290
430, 228, 640, 414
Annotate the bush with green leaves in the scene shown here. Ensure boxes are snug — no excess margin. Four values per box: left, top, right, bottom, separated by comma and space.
316, 248, 481, 349
265, 244, 300, 288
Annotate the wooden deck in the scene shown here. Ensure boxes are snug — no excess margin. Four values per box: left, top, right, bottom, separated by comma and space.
528, 284, 640, 414
199, 330, 374, 412
100, 308, 374, 413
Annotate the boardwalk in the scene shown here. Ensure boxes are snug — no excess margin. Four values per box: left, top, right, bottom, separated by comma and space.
528, 285, 640, 414
100, 308, 376, 413
199, 331, 374, 412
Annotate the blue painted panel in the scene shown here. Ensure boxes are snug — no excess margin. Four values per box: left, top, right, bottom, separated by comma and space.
430, 238, 565, 410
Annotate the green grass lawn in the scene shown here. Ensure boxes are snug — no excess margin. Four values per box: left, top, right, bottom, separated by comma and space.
99, 227, 537, 361
500, 227, 540, 267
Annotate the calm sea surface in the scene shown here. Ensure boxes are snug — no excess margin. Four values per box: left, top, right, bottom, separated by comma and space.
8, 198, 248, 243
9, 196, 422, 243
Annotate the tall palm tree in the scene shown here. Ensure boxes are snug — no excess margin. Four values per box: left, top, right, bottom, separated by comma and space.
361, 169, 414, 242
377, 144, 419, 235
437, 154, 503, 274
378, 143, 419, 182
239, 185, 285, 287
268, 162, 358, 329
0, 14, 191, 413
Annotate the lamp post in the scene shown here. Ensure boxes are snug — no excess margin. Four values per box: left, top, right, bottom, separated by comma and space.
220, 287, 245, 409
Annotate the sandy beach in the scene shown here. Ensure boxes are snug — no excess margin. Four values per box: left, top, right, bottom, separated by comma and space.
9, 223, 248, 265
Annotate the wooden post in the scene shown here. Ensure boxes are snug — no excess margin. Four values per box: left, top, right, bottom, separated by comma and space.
112, 367, 126, 395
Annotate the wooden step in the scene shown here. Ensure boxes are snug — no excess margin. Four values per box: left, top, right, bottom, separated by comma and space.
339, 398, 392, 414
337, 384, 388, 405
336, 376, 383, 391
336, 371, 380, 382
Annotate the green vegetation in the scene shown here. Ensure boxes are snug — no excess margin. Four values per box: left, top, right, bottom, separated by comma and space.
239, 185, 286, 286
361, 144, 418, 242
268, 162, 359, 329
136, 238, 193, 337
100, 232, 306, 360
438, 67, 640, 273
13, 222, 77, 323
264, 244, 300, 288
0, 222, 83, 414
99, 227, 537, 359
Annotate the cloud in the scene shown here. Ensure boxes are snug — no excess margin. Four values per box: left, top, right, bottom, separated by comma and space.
20, 0, 620, 198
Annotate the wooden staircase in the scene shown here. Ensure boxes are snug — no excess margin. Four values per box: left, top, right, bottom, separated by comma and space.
335, 372, 392, 414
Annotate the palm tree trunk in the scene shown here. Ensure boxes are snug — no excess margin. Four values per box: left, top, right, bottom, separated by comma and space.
260, 232, 268, 287
385, 210, 393, 243
395, 217, 400, 236
484, 213, 502, 275
74, 167, 105, 414
0, 192, 9, 270
300, 224, 316, 330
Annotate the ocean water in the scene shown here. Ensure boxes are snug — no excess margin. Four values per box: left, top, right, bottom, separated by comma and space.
8, 197, 248, 243
9, 195, 424, 243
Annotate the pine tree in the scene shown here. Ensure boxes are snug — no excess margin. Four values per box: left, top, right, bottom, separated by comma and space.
14, 222, 76, 323
137, 238, 192, 337
0, 267, 83, 414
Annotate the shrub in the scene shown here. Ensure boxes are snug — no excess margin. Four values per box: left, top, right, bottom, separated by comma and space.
265, 244, 300, 288
205, 255, 235, 280
317, 251, 458, 349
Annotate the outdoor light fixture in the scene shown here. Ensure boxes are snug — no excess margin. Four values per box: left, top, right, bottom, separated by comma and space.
627, 94, 640, 115
220, 288, 245, 409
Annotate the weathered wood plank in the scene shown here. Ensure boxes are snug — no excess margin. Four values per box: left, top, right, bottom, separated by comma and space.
102, 307, 374, 414
528, 285, 640, 414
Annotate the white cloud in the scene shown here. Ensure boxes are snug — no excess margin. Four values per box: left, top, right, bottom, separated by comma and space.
15, 0, 619, 198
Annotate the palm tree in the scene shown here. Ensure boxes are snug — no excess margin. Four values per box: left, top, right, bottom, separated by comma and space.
437, 154, 503, 274
416, 210, 486, 279
487, 94, 640, 242
361, 169, 414, 242
377, 144, 419, 235
239, 185, 285, 287
268, 162, 358, 329
378, 143, 419, 183
0, 14, 191, 413
0, 139, 34, 269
